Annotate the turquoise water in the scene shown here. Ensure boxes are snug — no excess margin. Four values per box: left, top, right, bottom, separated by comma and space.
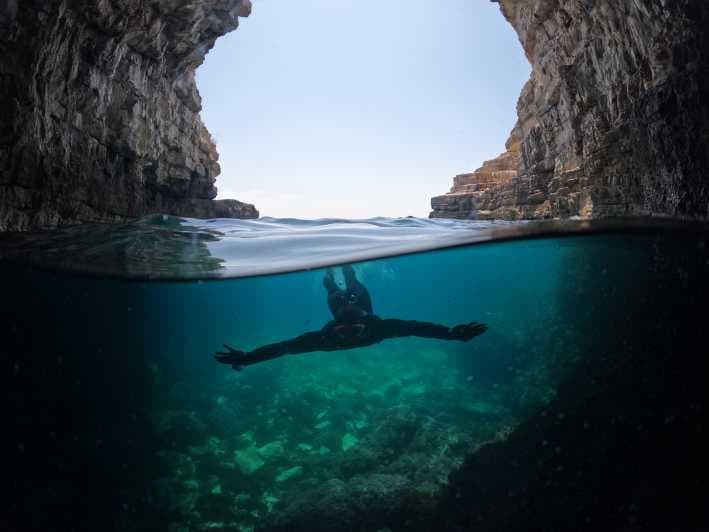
3, 217, 709, 531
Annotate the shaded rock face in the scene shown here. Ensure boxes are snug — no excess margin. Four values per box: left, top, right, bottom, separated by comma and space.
427, 231, 709, 532
432, 1, 709, 220
0, 0, 257, 231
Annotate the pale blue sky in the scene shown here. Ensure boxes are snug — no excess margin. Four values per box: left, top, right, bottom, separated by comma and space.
197, 0, 530, 219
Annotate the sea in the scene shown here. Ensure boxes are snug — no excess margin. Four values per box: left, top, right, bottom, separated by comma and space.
2, 215, 708, 532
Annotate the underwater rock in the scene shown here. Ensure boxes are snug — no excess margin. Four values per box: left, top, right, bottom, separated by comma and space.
261, 492, 280, 514
257, 441, 285, 459
431, 1, 709, 220
274, 465, 302, 483
335, 404, 485, 488
338, 407, 417, 478
425, 238, 709, 531
341, 433, 358, 452
259, 474, 414, 532
155, 410, 210, 448
233, 447, 265, 475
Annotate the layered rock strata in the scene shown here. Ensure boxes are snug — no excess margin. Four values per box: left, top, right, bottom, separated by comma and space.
431, 0, 709, 220
0, 0, 257, 231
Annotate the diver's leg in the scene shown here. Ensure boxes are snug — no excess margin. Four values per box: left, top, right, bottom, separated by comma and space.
324, 269, 346, 318
323, 268, 338, 295
342, 265, 373, 314
342, 265, 360, 290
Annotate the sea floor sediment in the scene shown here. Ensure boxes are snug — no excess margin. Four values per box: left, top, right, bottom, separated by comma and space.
152, 344, 548, 531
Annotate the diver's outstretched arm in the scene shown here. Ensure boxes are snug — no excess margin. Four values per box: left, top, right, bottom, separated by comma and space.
215, 331, 329, 369
376, 319, 487, 342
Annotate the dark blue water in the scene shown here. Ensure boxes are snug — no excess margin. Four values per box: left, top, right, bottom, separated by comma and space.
2, 217, 708, 532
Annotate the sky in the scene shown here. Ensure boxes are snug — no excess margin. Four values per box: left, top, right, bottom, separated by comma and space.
196, 0, 530, 219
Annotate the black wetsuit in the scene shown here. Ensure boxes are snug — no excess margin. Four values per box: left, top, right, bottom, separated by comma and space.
216, 265, 487, 369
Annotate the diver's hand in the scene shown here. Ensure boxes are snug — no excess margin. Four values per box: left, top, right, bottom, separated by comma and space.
215, 344, 250, 371
450, 322, 488, 341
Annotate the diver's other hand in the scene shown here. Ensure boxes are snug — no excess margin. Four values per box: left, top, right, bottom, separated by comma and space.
451, 322, 488, 341
215, 344, 250, 371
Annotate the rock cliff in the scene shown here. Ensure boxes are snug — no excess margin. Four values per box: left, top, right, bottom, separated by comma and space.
0, 0, 258, 231
431, 0, 709, 220
3, 1, 708, 229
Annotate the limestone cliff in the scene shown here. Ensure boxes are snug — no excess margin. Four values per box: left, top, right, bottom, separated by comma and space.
0, 0, 258, 231
431, 0, 709, 220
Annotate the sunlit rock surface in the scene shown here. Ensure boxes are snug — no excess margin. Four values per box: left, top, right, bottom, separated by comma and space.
431, 1, 709, 220
0, 0, 257, 230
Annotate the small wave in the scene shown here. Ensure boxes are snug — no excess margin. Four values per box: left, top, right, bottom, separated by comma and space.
0, 215, 701, 280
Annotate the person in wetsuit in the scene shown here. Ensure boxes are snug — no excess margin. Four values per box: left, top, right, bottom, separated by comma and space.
215, 265, 487, 370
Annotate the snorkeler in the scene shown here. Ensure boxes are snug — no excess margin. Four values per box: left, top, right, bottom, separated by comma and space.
215, 265, 487, 370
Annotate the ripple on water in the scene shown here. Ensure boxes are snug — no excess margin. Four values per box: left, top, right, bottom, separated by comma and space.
0, 215, 700, 279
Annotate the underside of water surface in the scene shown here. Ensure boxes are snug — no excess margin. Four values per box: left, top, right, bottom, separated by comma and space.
3, 218, 709, 531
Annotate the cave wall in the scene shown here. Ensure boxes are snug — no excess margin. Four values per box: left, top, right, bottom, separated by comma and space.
0, 0, 258, 231
431, 0, 709, 220
3, 0, 708, 229
426, 230, 709, 532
